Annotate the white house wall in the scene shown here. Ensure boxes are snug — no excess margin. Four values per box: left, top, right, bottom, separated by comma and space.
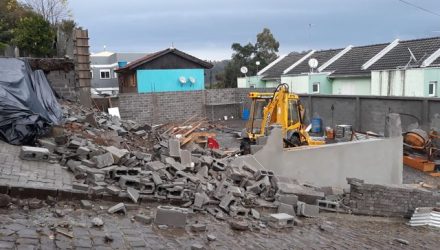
405, 69, 424, 97
372, 69, 425, 97
332, 78, 371, 95
281, 75, 309, 93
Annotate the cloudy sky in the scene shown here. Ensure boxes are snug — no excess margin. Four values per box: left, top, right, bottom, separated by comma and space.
70, 0, 440, 60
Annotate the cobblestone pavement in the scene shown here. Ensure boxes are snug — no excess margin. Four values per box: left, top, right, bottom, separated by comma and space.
0, 141, 73, 190
0, 200, 439, 250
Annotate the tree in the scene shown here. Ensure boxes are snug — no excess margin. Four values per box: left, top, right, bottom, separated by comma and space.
0, 0, 33, 49
224, 28, 280, 88
13, 13, 55, 56
23, 0, 71, 24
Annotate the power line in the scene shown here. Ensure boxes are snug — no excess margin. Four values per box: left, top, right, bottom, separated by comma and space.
397, 0, 440, 17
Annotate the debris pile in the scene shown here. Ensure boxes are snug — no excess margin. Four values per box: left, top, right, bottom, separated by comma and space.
16, 102, 351, 228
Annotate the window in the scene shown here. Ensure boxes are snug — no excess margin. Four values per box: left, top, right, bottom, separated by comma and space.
250, 84, 256, 88
312, 82, 320, 93
429, 81, 437, 97
100, 69, 111, 79
90, 70, 93, 79
114, 72, 118, 78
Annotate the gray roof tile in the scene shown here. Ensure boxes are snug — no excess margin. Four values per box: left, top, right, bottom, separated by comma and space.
285, 48, 343, 75
261, 52, 309, 79
326, 43, 389, 76
369, 37, 440, 70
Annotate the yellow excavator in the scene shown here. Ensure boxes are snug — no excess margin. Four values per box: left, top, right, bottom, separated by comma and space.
240, 83, 325, 154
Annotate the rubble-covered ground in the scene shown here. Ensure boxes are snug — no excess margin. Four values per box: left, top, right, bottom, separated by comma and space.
1, 103, 440, 249
0, 200, 439, 250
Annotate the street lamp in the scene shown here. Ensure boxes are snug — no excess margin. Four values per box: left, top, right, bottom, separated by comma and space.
256, 61, 260, 73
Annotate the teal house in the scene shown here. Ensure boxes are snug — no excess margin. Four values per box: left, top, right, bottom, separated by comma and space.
239, 36, 440, 97
116, 48, 213, 93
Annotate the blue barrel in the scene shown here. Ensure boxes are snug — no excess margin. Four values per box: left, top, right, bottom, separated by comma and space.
242, 108, 250, 120
311, 117, 322, 133
118, 61, 128, 67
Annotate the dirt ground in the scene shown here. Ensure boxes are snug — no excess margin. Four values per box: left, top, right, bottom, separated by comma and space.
1, 200, 439, 250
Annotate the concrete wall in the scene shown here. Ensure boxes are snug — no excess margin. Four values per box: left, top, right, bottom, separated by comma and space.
46, 70, 77, 100
118, 88, 440, 134
119, 91, 205, 124
251, 127, 402, 188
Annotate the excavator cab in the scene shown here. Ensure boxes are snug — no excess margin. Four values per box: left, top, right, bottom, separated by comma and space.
241, 83, 324, 154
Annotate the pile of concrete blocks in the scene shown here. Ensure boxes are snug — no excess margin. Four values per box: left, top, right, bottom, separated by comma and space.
22, 102, 350, 228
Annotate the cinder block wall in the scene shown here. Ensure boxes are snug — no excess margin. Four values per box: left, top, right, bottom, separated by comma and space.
119, 91, 205, 124
46, 70, 77, 100
348, 180, 440, 217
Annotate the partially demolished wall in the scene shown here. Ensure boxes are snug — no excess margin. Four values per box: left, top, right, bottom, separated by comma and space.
348, 179, 440, 217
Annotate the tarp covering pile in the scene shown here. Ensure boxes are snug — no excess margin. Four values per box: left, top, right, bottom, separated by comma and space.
0, 58, 63, 145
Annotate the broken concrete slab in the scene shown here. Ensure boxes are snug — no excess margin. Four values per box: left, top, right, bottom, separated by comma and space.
92, 152, 114, 169
105, 146, 129, 163
134, 214, 153, 224
235, 126, 403, 188
127, 187, 140, 203
108, 203, 126, 214
168, 139, 181, 157
278, 202, 295, 216
154, 206, 188, 228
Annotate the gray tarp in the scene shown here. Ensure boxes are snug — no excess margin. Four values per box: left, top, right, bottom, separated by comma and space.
0, 58, 63, 145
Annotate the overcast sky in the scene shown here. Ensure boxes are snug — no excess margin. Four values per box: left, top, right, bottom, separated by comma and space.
70, 0, 440, 60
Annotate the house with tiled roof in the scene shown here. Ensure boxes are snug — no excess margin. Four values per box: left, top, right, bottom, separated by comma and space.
116, 48, 213, 93
239, 36, 440, 97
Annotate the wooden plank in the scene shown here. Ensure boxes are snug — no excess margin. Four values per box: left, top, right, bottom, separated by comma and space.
403, 155, 435, 172
429, 172, 440, 177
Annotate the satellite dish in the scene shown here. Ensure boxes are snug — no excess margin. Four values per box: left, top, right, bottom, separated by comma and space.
179, 76, 187, 84
308, 58, 318, 69
240, 66, 248, 74
189, 77, 196, 84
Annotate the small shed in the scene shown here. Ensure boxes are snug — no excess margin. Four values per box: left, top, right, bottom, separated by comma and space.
115, 48, 213, 93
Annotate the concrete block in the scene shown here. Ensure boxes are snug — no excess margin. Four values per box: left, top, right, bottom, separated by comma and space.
105, 146, 129, 163
246, 176, 271, 194
180, 150, 192, 168
134, 214, 152, 224
277, 194, 298, 206
72, 182, 89, 191
229, 205, 249, 217
278, 202, 296, 216
190, 223, 207, 232
297, 201, 319, 217
106, 185, 121, 195
38, 139, 57, 152
77, 146, 91, 156
168, 139, 181, 157
193, 192, 209, 209
191, 243, 205, 250
254, 170, 274, 180
80, 200, 92, 209
119, 176, 141, 189
19, 146, 49, 161
317, 199, 340, 212
268, 213, 294, 229
108, 203, 126, 214
154, 206, 188, 228
92, 152, 114, 168
127, 187, 140, 203
219, 193, 237, 212
81, 159, 97, 168
146, 161, 166, 171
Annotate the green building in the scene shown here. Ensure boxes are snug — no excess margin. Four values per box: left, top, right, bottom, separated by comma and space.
238, 37, 440, 97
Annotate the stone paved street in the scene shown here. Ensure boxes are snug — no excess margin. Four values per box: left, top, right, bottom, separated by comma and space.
0, 200, 439, 250
0, 141, 73, 191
